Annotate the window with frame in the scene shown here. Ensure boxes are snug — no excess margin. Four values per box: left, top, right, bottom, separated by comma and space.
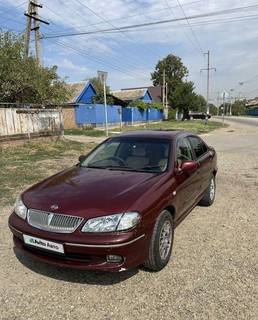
176, 138, 193, 165
188, 136, 208, 159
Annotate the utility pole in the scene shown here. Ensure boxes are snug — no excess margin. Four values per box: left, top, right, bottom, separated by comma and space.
229, 88, 234, 116
222, 91, 226, 125
200, 50, 216, 115
162, 69, 168, 120
24, 0, 49, 64
98, 71, 109, 137
216, 92, 220, 116
165, 82, 168, 118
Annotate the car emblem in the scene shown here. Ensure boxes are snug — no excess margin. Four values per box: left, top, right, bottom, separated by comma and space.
50, 204, 59, 211
47, 213, 54, 226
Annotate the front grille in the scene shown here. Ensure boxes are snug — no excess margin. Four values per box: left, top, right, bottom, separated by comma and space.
27, 209, 84, 233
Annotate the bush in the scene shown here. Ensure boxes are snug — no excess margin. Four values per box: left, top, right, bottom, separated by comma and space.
168, 108, 177, 120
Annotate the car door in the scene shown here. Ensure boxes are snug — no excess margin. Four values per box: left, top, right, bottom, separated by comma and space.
174, 137, 200, 216
187, 136, 212, 194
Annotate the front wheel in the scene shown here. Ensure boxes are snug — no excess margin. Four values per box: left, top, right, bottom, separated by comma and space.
144, 210, 174, 271
199, 176, 216, 206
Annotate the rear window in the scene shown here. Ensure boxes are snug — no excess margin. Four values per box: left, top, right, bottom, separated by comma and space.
188, 136, 208, 158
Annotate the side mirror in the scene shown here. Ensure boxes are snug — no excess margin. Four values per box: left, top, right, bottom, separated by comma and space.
177, 161, 198, 175
78, 155, 86, 163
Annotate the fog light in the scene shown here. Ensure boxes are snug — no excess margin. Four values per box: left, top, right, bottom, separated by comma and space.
106, 255, 123, 263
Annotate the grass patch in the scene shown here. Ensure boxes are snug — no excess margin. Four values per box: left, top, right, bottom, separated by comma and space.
117, 120, 224, 134
65, 120, 224, 137
65, 128, 105, 137
0, 139, 92, 206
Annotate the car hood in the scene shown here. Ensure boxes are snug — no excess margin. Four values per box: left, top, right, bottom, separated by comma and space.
23, 166, 160, 218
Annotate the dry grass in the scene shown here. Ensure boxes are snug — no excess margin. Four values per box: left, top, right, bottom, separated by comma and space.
0, 139, 94, 206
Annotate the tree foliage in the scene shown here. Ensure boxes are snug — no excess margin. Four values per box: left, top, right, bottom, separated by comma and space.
89, 77, 114, 104
151, 54, 204, 113
218, 100, 246, 116
128, 100, 163, 111
232, 100, 246, 115
0, 31, 69, 104
151, 54, 188, 97
128, 99, 148, 110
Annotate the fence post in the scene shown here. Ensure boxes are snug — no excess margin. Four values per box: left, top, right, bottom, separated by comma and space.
59, 107, 64, 137
131, 107, 134, 126
26, 106, 31, 140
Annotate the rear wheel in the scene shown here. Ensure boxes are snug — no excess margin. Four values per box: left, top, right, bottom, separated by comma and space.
199, 176, 216, 206
144, 210, 174, 271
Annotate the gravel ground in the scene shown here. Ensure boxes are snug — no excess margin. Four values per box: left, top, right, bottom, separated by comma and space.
0, 120, 258, 320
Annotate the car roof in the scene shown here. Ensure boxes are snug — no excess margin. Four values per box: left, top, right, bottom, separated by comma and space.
113, 130, 193, 140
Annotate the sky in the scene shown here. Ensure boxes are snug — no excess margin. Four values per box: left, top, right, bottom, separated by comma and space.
1, 0, 258, 104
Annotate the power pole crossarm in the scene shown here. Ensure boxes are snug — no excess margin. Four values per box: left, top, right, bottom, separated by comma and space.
24, 0, 49, 64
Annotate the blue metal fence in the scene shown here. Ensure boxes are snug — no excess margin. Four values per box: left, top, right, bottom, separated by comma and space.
75, 105, 163, 126
122, 107, 163, 123
75, 104, 122, 125
246, 107, 258, 116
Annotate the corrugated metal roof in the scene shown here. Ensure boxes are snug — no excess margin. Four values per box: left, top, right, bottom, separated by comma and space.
66, 81, 89, 103
115, 86, 162, 103
111, 88, 147, 101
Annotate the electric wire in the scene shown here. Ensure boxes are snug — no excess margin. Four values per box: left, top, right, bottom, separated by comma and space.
42, 4, 258, 39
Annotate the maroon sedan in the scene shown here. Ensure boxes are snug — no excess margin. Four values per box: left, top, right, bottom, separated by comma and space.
9, 131, 217, 272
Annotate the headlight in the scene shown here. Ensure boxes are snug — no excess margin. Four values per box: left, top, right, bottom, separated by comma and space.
14, 197, 27, 220
81, 212, 140, 233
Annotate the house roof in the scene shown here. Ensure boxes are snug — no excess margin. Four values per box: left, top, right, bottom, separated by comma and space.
116, 86, 162, 103
147, 86, 162, 103
246, 97, 258, 107
111, 88, 148, 101
66, 81, 89, 103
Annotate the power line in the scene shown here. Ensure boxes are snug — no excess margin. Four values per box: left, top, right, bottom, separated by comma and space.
163, 0, 202, 54
73, 0, 162, 60
0, 1, 27, 27
175, 0, 203, 53
43, 0, 205, 36
45, 38, 149, 80
43, 3, 154, 73
42, 4, 258, 39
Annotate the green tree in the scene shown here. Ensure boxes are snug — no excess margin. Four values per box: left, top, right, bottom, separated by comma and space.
208, 103, 218, 115
89, 77, 114, 105
151, 54, 188, 103
0, 31, 69, 104
232, 100, 246, 115
128, 99, 148, 110
170, 81, 199, 112
191, 94, 207, 112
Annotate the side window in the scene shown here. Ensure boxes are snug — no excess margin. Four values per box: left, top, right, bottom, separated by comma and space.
176, 138, 193, 165
188, 136, 208, 159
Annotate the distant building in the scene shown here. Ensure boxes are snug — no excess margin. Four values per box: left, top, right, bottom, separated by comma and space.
246, 97, 258, 116
63, 81, 97, 128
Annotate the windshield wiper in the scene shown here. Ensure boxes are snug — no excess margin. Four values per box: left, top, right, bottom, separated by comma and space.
141, 165, 162, 170
106, 166, 136, 171
82, 164, 108, 169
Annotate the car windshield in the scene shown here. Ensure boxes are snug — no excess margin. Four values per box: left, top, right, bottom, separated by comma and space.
81, 137, 170, 173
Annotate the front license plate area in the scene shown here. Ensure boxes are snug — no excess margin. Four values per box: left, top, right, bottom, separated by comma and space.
23, 235, 64, 254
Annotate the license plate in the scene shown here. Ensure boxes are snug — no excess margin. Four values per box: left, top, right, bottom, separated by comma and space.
23, 235, 64, 254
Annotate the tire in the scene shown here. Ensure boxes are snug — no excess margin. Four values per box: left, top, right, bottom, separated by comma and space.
199, 176, 216, 206
144, 210, 174, 271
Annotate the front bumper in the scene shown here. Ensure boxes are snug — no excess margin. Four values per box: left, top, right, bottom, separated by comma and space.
9, 213, 149, 272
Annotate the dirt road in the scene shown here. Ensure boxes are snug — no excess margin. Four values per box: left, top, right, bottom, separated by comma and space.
0, 119, 257, 320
